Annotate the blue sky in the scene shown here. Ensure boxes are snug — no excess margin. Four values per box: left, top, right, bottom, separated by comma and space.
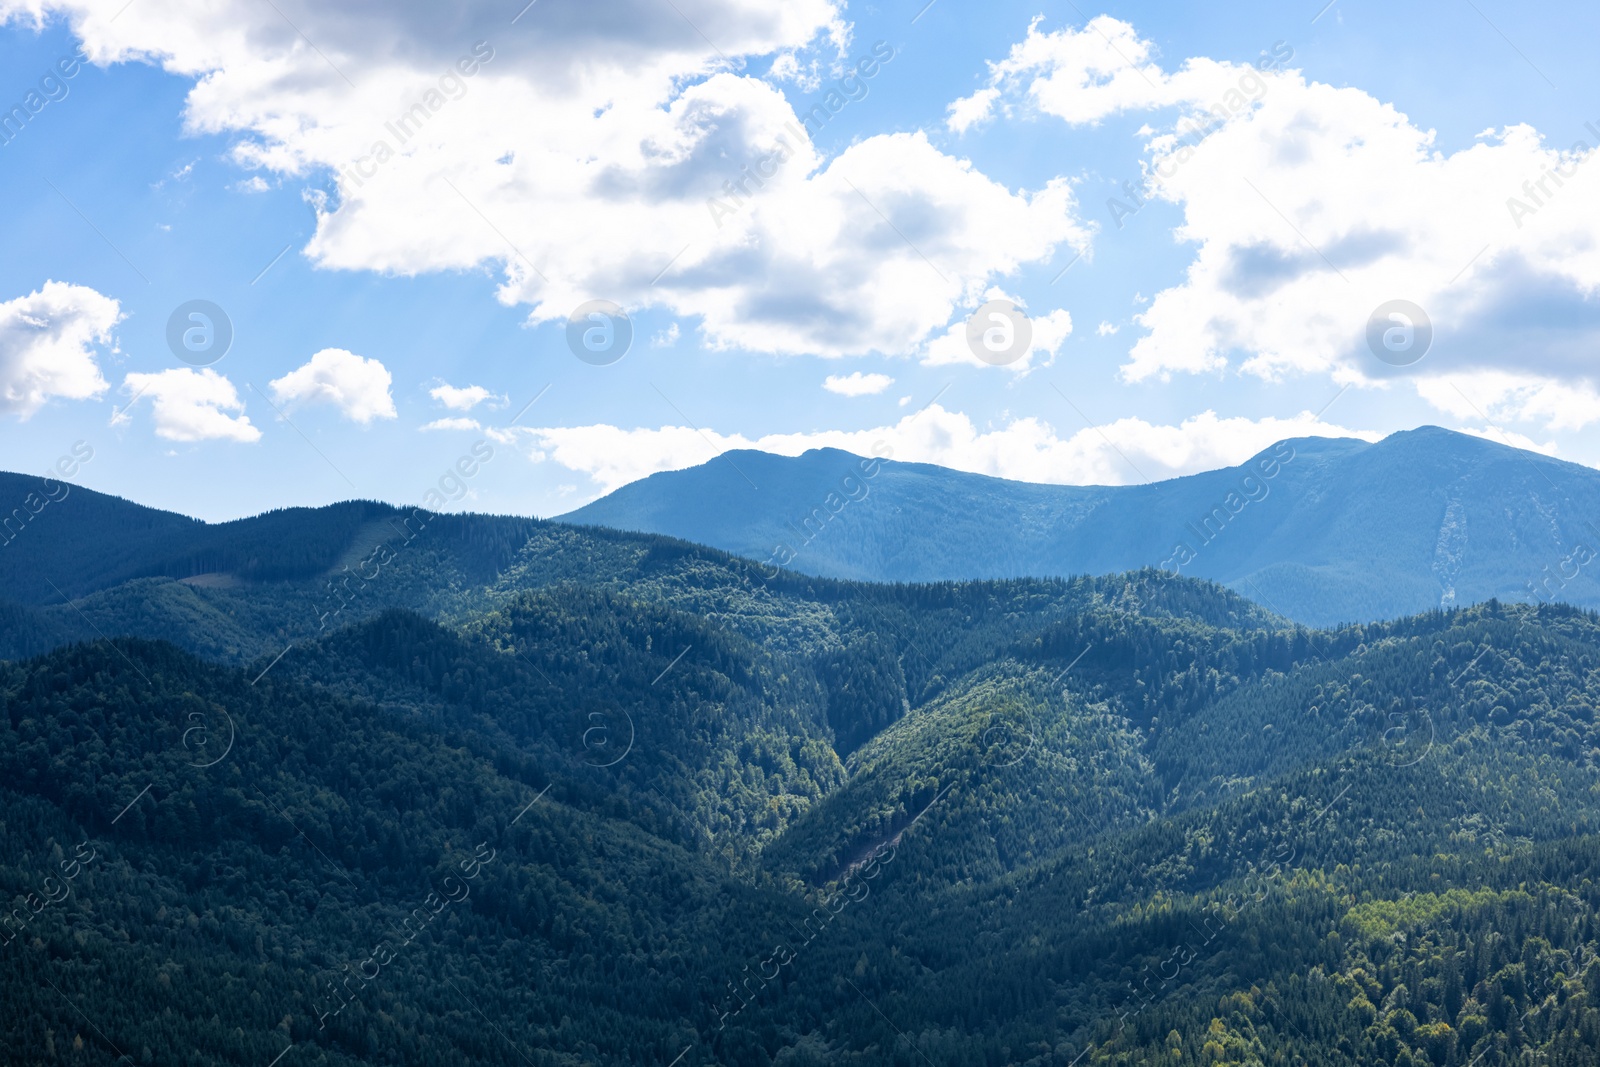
1, 0, 1597, 521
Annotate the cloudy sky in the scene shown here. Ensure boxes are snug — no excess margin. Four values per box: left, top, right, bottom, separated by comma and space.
0, 0, 1596, 520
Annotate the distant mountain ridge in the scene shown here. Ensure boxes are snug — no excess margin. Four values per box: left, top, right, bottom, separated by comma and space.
561, 426, 1600, 626
6, 433, 1600, 1066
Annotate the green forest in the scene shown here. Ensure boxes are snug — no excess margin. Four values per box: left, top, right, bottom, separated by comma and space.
3, 484, 1600, 1066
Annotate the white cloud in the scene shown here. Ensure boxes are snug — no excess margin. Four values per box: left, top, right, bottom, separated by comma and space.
1097, 321, 1119, 336
119, 368, 260, 442
946, 87, 999, 134
922, 302, 1072, 371
420, 416, 483, 432
429, 382, 501, 411
651, 323, 681, 348
965, 15, 1600, 434
0, 281, 119, 417
1116, 96, 1600, 406
1449, 424, 1558, 457
14, 0, 1088, 360
823, 371, 893, 396
649, 128, 1087, 357
269, 348, 396, 423
499, 405, 1376, 495
1414, 371, 1600, 432
948, 15, 1272, 131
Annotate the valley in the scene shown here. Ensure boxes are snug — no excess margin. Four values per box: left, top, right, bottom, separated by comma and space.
2, 470, 1598, 1065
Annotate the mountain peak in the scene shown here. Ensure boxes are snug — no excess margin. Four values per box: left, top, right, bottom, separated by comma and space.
563, 427, 1600, 625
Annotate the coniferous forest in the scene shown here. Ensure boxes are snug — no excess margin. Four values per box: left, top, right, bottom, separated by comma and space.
0, 481, 1598, 1066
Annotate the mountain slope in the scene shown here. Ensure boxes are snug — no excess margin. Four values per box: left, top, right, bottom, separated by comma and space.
561, 426, 1600, 625
9, 596, 1600, 1066
0, 473, 413, 603
9, 477, 1600, 1065
0, 638, 805, 1067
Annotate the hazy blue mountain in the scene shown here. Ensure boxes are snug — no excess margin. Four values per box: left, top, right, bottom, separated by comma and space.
561, 426, 1600, 625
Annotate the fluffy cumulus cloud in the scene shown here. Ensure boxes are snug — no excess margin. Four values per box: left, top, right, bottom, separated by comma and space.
964, 15, 1600, 437
946, 87, 1000, 135
823, 372, 893, 396
7, 0, 1084, 360
1414, 372, 1600, 433
119, 368, 260, 442
429, 382, 501, 411
499, 407, 1377, 497
269, 349, 396, 423
1118, 101, 1600, 391
0, 281, 119, 417
948, 15, 1287, 131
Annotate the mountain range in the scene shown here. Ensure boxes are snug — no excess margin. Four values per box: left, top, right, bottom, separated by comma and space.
5, 433, 1600, 1065
562, 426, 1600, 626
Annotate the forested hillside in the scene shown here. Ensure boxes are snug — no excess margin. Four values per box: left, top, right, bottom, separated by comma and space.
3, 485, 1600, 1066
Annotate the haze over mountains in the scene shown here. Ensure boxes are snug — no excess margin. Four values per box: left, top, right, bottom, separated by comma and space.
5, 452, 1600, 1065
563, 426, 1600, 626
